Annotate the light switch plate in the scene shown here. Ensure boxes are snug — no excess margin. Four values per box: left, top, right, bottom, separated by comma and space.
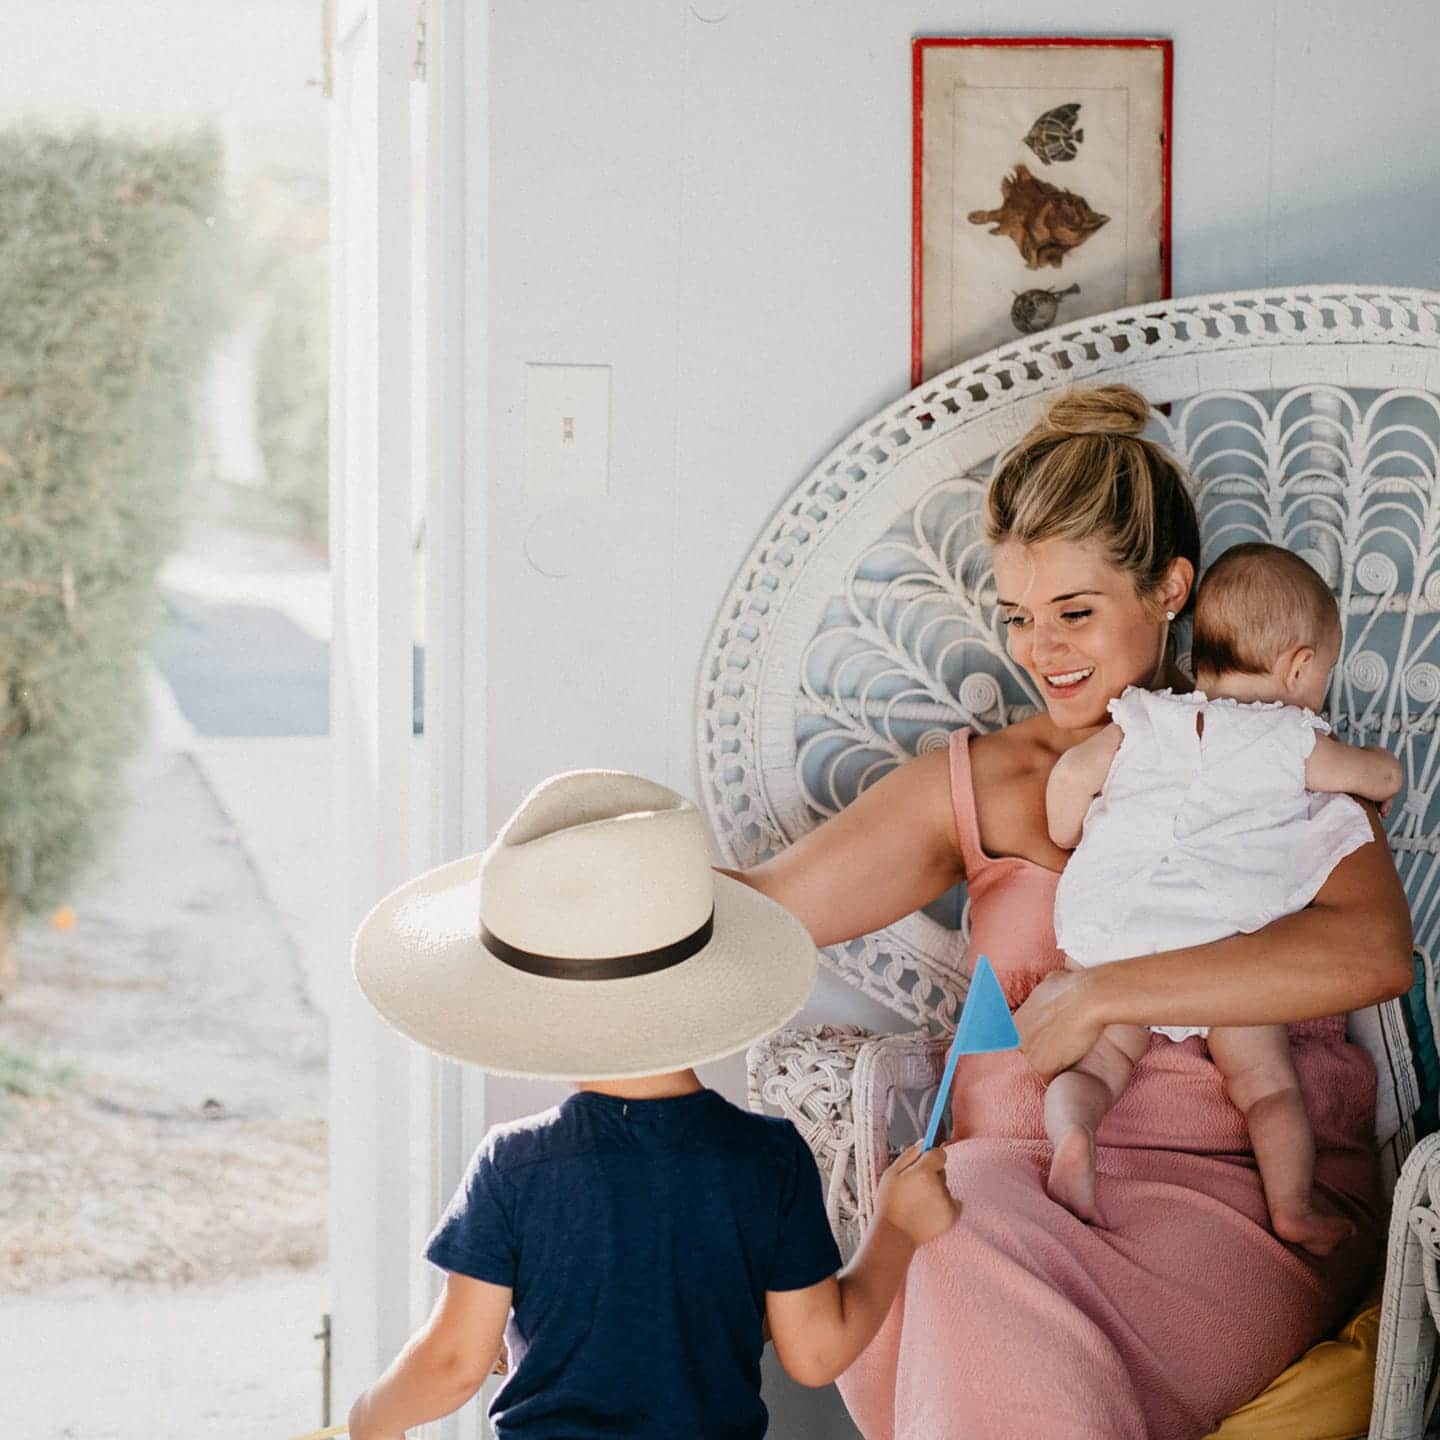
523, 363, 611, 500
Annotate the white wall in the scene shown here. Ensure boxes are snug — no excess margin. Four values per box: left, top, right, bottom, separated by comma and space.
463, 4, 1440, 1435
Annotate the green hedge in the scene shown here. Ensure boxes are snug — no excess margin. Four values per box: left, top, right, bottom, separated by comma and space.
0, 128, 224, 918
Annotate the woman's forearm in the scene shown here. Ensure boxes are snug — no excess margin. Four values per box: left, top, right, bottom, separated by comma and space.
1084, 827, 1412, 1031
1087, 907, 1411, 1030
723, 747, 962, 948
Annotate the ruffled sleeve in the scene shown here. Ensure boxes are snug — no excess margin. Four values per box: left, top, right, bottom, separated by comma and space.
1105, 684, 1149, 732
1295, 706, 1332, 759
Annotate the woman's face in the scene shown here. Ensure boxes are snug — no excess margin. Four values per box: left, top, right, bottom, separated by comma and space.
993, 537, 1184, 732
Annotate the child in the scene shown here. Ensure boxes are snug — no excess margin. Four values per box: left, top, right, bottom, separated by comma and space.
1044, 543, 1402, 1253
347, 769, 958, 1440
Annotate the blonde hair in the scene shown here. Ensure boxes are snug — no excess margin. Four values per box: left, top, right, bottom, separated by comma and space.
985, 385, 1200, 613
1191, 543, 1340, 678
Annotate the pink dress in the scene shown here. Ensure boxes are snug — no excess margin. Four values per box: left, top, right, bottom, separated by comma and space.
836, 730, 1381, 1440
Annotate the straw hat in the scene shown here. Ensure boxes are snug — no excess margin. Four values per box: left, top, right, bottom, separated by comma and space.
353, 770, 818, 1080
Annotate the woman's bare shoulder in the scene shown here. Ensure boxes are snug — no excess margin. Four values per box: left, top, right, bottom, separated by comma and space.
969, 716, 1057, 788
968, 717, 1067, 868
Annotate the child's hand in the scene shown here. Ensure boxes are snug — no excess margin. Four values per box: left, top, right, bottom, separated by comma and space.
875, 1142, 959, 1246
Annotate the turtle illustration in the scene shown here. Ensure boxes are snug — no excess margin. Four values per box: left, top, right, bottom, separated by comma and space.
1023, 102, 1084, 165
1011, 284, 1080, 334
968, 166, 1109, 270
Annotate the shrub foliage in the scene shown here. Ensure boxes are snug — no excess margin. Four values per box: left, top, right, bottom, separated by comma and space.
0, 128, 223, 921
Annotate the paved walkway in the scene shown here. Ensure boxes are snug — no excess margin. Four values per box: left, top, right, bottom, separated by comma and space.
1, 672, 332, 1438
0, 1275, 329, 1440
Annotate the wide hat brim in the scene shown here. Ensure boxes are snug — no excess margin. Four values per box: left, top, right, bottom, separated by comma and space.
353, 856, 818, 1080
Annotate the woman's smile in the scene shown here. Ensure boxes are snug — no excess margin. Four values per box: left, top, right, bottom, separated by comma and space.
1040, 665, 1096, 700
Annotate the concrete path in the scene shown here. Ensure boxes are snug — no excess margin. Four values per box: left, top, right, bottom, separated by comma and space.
0, 1274, 329, 1440
1, 675, 331, 1438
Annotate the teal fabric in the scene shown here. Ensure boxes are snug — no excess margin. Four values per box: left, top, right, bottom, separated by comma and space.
1398, 952, 1440, 1139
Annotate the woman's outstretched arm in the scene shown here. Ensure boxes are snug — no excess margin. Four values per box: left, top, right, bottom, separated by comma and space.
1018, 806, 1413, 1080
726, 747, 965, 947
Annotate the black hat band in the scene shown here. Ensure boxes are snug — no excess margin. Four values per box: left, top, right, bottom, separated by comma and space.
480, 908, 715, 981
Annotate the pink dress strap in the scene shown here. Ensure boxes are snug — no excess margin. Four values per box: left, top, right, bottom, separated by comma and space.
946, 727, 1066, 1007
947, 728, 995, 881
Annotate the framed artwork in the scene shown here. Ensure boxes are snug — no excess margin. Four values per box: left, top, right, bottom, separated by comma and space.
911, 36, 1172, 385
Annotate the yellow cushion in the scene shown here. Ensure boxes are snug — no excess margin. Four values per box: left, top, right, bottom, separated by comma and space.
1206, 1290, 1380, 1440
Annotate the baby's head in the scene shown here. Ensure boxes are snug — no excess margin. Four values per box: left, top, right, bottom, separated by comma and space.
1191, 543, 1341, 711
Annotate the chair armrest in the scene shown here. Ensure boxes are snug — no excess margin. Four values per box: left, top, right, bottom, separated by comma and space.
747, 1026, 960, 1256
849, 1031, 951, 1236
1371, 1131, 1440, 1439
748, 1023, 876, 1257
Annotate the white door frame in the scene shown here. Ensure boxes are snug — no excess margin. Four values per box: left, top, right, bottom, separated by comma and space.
327, 0, 483, 1431
424, 0, 492, 1434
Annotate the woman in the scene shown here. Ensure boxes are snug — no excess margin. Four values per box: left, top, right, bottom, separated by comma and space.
735, 385, 1412, 1438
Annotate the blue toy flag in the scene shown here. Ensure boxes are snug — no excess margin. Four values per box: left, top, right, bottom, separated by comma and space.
921, 955, 1021, 1151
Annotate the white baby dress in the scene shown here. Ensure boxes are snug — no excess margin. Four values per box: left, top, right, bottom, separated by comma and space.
1052, 686, 1376, 1041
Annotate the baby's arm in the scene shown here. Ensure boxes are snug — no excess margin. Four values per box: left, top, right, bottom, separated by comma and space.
766, 1144, 957, 1387
1304, 734, 1403, 809
348, 1273, 509, 1440
1046, 724, 1124, 849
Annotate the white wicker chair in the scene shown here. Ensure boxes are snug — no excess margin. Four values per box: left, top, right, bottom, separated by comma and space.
699, 286, 1440, 1439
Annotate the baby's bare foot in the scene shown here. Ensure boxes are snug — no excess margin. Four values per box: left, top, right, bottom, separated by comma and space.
1046, 1124, 1106, 1227
1270, 1202, 1356, 1257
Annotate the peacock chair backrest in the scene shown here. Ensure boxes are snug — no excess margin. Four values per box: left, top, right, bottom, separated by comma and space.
698, 286, 1440, 1038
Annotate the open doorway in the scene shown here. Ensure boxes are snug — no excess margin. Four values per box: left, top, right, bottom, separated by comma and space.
0, 5, 336, 1436
0, 3, 473, 1434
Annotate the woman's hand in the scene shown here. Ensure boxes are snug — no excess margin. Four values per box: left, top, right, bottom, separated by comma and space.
1014, 969, 1104, 1081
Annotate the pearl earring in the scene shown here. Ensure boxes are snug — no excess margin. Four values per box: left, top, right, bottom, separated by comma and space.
1165, 610, 1176, 622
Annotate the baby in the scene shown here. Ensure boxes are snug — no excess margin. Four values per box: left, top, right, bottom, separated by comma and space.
1044, 542, 1402, 1254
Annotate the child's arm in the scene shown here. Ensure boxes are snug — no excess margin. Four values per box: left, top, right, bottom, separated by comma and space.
348, 1274, 510, 1440
1046, 724, 1124, 850
1305, 735, 1404, 810
765, 1143, 957, 1387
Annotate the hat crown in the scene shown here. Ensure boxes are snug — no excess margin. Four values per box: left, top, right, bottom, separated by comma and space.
481, 771, 714, 961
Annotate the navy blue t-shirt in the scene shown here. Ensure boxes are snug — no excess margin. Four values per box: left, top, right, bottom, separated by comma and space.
425, 1088, 842, 1439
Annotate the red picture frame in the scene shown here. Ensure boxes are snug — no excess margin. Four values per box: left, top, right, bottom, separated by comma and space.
911, 36, 1174, 387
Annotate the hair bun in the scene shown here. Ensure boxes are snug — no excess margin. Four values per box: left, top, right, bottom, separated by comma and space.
1042, 385, 1151, 439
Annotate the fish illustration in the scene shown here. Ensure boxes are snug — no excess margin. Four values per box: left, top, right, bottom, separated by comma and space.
1011, 284, 1081, 334
1023, 102, 1084, 165
968, 166, 1109, 270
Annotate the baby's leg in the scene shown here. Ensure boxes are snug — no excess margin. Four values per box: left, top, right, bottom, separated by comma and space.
1206, 1025, 1356, 1257
1044, 1022, 1150, 1226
